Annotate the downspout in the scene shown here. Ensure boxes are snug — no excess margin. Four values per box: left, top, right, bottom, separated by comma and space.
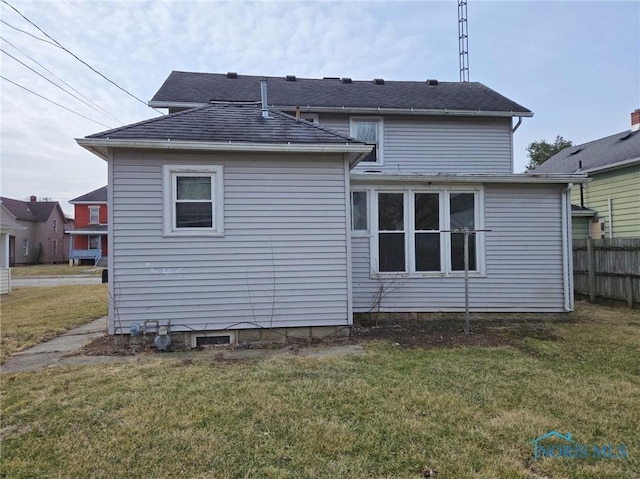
511, 116, 523, 132
561, 183, 574, 311
608, 198, 613, 238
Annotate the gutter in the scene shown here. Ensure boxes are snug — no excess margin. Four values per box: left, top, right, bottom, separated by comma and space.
76, 138, 374, 167
148, 101, 534, 118
350, 172, 588, 184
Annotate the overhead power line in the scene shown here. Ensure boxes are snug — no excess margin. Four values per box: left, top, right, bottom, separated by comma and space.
1, 36, 123, 124
1, 47, 118, 127
1, 75, 113, 129
1, 0, 163, 115
0, 19, 59, 47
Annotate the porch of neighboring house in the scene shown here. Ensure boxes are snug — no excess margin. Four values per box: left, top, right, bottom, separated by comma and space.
67, 225, 108, 266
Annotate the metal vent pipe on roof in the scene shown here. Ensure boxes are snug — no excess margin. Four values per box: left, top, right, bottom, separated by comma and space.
260, 79, 269, 118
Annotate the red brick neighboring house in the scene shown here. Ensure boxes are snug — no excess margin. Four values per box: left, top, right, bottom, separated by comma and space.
67, 186, 108, 266
0, 195, 70, 265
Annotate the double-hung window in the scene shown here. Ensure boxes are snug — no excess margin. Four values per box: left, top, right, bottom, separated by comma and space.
163, 165, 224, 236
89, 206, 100, 224
22, 239, 28, 257
374, 188, 483, 275
350, 117, 383, 164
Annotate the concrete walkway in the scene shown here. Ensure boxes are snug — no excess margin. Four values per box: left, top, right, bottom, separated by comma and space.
1, 317, 366, 374
1, 316, 113, 374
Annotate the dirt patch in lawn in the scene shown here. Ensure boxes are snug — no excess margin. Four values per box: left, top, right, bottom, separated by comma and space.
78, 315, 568, 358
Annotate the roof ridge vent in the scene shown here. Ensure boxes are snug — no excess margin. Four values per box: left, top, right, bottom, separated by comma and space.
373, 78, 384, 85
341, 77, 352, 84
226, 72, 238, 79
285, 75, 296, 82
426, 79, 439, 86
323, 77, 339, 80
569, 148, 582, 156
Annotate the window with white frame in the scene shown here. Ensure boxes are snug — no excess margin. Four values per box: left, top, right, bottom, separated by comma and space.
373, 188, 483, 275
52, 219, 57, 232
22, 239, 28, 256
163, 165, 224, 236
350, 117, 383, 164
53, 239, 58, 255
351, 190, 368, 231
89, 206, 100, 224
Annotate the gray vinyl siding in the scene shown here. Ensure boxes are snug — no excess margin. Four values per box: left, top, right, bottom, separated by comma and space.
319, 114, 513, 174
109, 149, 350, 334
352, 184, 567, 312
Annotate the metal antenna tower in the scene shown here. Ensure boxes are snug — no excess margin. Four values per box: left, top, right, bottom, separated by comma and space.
458, 0, 470, 82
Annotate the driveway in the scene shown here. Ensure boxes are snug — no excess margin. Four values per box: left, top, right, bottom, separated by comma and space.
11, 276, 102, 288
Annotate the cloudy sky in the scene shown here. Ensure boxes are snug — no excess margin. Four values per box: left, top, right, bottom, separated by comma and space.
1, 0, 638, 216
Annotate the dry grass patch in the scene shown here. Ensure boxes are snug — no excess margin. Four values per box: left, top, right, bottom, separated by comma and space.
1, 303, 639, 478
0, 284, 107, 361
10, 264, 102, 277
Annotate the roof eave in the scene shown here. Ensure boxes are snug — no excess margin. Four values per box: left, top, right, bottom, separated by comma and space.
581, 156, 640, 175
350, 172, 588, 184
76, 138, 373, 162
147, 101, 533, 118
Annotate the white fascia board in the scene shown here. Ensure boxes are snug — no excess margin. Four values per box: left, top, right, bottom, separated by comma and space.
147, 101, 534, 118
76, 138, 373, 161
349, 172, 589, 184
582, 157, 640, 174
571, 210, 597, 217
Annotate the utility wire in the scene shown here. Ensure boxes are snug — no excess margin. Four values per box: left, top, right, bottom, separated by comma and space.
1, 36, 123, 124
1, 48, 118, 128
1, 0, 163, 115
0, 19, 59, 47
1, 75, 113, 129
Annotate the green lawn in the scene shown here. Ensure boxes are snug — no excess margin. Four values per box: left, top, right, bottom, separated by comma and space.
10, 264, 102, 277
1, 303, 638, 478
0, 284, 108, 361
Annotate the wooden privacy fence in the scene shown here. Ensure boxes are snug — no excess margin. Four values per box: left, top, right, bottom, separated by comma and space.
573, 238, 640, 308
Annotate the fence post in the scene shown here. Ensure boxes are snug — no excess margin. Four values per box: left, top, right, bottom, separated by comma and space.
626, 276, 634, 309
587, 239, 596, 303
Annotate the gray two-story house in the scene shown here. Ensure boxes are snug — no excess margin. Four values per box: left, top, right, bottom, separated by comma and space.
77, 72, 584, 346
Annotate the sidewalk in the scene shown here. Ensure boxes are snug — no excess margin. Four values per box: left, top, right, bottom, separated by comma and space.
1, 316, 128, 374
1, 318, 365, 374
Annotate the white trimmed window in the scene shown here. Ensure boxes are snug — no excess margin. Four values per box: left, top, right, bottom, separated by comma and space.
89, 206, 100, 224
350, 117, 383, 164
22, 239, 28, 256
163, 165, 224, 236
52, 219, 57, 232
89, 235, 100, 250
53, 239, 58, 255
372, 188, 484, 275
351, 190, 369, 232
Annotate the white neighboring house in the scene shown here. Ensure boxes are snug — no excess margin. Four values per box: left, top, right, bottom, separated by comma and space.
77, 73, 586, 346
0, 201, 26, 294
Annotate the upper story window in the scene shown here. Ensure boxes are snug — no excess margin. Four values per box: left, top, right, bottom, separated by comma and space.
89, 206, 100, 224
163, 165, 224, 236
52, 219, 57, 232
350, 117, 383, 165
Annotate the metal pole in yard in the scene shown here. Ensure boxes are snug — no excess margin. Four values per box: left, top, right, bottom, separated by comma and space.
464, 229, 470, 335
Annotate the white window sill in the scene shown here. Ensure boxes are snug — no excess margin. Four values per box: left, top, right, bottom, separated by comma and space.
163, 231, 225, 238
372, 272, 486, 279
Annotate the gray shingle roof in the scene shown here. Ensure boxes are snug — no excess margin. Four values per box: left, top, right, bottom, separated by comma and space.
150, 71, 531, 114
0, 197, 59, 222
87, 102, 368, 145
533, 129, 640, 174
70, 186, 107, 203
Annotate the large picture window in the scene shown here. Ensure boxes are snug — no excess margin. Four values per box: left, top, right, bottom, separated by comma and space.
373, 188, 483, 275
163, 165, 224, 236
